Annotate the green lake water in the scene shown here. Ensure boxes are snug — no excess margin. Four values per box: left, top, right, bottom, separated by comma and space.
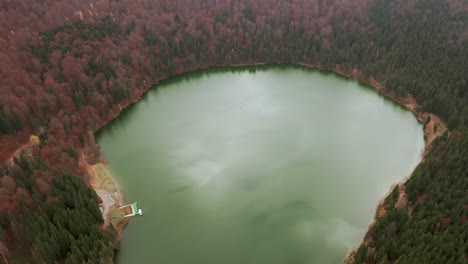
97, 65, 424, 264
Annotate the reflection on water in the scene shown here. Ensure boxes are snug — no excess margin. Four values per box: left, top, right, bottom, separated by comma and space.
97, 65, 424, 264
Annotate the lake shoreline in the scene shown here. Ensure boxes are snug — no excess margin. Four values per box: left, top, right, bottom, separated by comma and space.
84, 155, 129, 241
293, 62, 447, 263
297, 62, 447, 153
89, 62, 447, 263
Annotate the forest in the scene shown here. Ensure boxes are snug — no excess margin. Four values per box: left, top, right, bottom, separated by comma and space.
0, 0, 466, 263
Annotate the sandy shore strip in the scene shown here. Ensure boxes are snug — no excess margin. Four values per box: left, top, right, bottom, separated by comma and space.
89, 163, 128, 231
90, 163, 123, 205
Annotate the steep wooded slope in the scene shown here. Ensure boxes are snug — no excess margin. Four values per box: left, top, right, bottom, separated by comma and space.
0, 0, 466, 263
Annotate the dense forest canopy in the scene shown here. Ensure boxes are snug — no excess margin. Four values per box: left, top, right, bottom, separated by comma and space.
0, 0, 466, 263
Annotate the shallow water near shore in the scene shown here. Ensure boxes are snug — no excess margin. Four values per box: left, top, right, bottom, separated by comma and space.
97, 65, 424, 264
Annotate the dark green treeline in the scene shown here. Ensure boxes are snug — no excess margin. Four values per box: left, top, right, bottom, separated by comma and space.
0, 156, 117, 264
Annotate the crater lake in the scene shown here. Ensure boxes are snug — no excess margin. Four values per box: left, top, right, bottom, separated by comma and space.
97, 65, 424, 264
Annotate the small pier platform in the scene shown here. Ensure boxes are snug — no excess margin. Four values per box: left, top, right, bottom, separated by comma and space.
119, 202, 143, 217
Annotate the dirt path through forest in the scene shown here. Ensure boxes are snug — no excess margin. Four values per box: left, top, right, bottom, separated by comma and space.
6, 141, 31, 162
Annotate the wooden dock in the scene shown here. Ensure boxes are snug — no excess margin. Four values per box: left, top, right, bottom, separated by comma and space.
119, 202, 143, 217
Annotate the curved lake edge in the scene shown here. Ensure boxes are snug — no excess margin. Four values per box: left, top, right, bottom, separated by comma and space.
89, 62, 446, 262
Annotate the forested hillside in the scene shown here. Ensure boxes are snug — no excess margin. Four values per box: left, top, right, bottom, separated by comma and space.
0, 0, 466, 263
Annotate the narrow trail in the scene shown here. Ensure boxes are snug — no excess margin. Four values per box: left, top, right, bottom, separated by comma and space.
6, 141, 31, 162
